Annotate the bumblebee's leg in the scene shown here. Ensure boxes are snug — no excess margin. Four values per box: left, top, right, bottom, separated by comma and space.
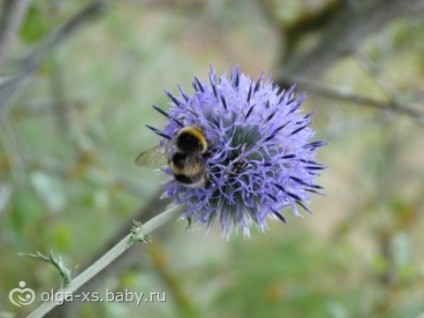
185, 216, 192, 230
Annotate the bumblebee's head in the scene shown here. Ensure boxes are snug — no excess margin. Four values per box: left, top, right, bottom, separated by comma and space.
175, 126, 207, 154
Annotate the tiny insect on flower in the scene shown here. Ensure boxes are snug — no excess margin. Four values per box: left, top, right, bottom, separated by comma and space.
137, 66, 327, 237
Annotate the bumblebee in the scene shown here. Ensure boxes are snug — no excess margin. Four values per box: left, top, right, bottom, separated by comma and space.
135, 126, 208, 188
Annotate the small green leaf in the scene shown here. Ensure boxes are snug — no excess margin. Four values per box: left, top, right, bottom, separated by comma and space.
19, 5, 50, 42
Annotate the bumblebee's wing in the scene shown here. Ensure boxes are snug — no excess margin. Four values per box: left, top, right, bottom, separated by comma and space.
135, 145, 168, 167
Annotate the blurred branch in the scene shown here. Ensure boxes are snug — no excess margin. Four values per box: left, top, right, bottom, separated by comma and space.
259, 0, 345, 61
0, 0, 31, 69
278, 76, 424, 124
143, 0, 203, 9
0, 0, 109, 113
50, 54, 71, 136
279, 0, 424, 78
353, 50, 399, 101
265, 0, 424, 123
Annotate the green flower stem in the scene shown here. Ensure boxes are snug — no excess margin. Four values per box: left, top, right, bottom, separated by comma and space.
26, 204, 182, 318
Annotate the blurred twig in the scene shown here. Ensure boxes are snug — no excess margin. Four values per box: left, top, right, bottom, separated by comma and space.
353, 50, 399, 101
50, 54, 71, 136
258, 0, 345, 62
0, 0, 109, 113
278, 76, 424, 124
19, 250, 75, 288
142, 0, 203, 9
0, 0, 31, 69
263, 0, 424, 124
279, 0, 424, 78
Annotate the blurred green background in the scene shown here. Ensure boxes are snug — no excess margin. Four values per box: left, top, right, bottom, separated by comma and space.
1, 1, 424, 317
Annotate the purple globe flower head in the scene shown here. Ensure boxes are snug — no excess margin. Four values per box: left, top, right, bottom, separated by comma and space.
146, 66, 326, 237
